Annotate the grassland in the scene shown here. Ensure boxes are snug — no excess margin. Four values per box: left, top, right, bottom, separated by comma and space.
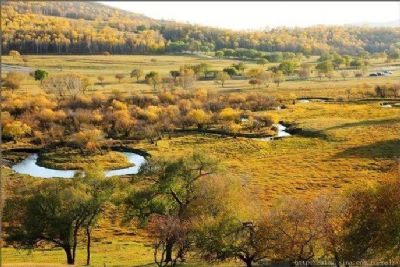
2, 54, 400, 266
3, 54, 400, 99
134, 102, 400, 202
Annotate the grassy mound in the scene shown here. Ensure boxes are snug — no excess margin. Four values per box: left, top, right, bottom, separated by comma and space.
38, 149, 133, 170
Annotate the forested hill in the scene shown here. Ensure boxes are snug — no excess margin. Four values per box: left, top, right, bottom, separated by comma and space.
3, 1, 400, 57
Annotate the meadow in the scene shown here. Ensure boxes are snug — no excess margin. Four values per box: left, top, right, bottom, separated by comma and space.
3, 54, 400, 99
2, 54, 400, 266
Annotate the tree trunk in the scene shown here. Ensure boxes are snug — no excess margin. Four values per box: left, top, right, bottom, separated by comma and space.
164, 239, 174, 263
64, 247, 75, 265
72, 222, 80, 264
334, 253, 340, 267
244, 258, 253, 267
86, 225, 92, 266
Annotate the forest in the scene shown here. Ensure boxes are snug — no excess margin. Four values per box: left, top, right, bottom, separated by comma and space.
2, 1, 400, 56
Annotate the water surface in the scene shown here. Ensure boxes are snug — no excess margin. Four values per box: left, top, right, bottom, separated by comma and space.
12, 152, 146, 178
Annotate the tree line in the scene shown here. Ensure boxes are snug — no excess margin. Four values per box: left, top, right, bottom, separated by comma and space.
3, 1, 400, 56
1, 68, 280, 148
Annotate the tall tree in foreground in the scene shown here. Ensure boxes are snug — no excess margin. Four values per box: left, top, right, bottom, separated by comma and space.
268, 197, 322, 264
75, 167, 115, 266
5, 179, 89, 264
195, 216, 275, 267
342, 170, 400, 261
316, 195, 349, 267
124, 152, 219, 266
4, 167, 114, 265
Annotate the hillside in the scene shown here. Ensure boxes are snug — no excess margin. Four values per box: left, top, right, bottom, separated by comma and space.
2, 1, 400, 56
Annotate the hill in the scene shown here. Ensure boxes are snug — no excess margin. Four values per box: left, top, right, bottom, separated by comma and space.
2, 1, 400, 56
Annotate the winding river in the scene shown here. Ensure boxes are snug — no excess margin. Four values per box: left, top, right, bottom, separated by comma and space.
259, 123, 291, 141
12, 152, 146, 178
11, 124, 291, 178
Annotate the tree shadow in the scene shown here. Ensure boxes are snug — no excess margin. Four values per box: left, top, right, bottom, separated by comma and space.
325, 118, 400, 131
294, 129, 330, 140
334, 139, 400, 159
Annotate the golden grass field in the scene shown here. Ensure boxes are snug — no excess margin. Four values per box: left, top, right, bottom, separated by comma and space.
2, 54, 400, 266
3, 54, 400, 99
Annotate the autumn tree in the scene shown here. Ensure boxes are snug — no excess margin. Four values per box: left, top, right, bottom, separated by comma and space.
170, 70, 180, 82
277, 60, 298, 75
354, 71, 364, 79
97, 75, 105, 86
187, 109, 211, 129
342, 171, 400, 262
268, 197, 322, 264
219, 107, 241, 124
195, 217, 274, 267
178, 67, 196, 89
74, 167, 115, 266
195, 62, 211, 78
316, 195, 349, 267
249, 78, 262, 88
124, 153, 219, 265
232, 62, 246, 74
340, 71, 349, 80
131, 68, 144, 81
246, 68, 263, 78
316, 60, 334, 77
194, 177, 268, 267
4, 72, 25, 92
298, 63, 312, 80
107, 102, 136, 137
42, 73, 90, 98
255, 113, 278, 127
148, 215, 190, 267
70, 128, 104, 153
36, 108, 67, 130
332, 54, 344, 69
273, 71, 284, 87
5, 179, 92, 265
216, 71, 230, 87
115, 73, 125, 83
2, 120, 31, 142
145, 71, 161, 90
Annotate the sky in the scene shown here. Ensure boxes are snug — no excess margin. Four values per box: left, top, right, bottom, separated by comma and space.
99, 1, 400, 30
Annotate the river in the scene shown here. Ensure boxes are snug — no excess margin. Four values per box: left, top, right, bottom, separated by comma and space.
11, 152, 146, 178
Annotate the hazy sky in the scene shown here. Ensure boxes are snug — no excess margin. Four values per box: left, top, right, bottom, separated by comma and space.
99, 1, 400, 30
